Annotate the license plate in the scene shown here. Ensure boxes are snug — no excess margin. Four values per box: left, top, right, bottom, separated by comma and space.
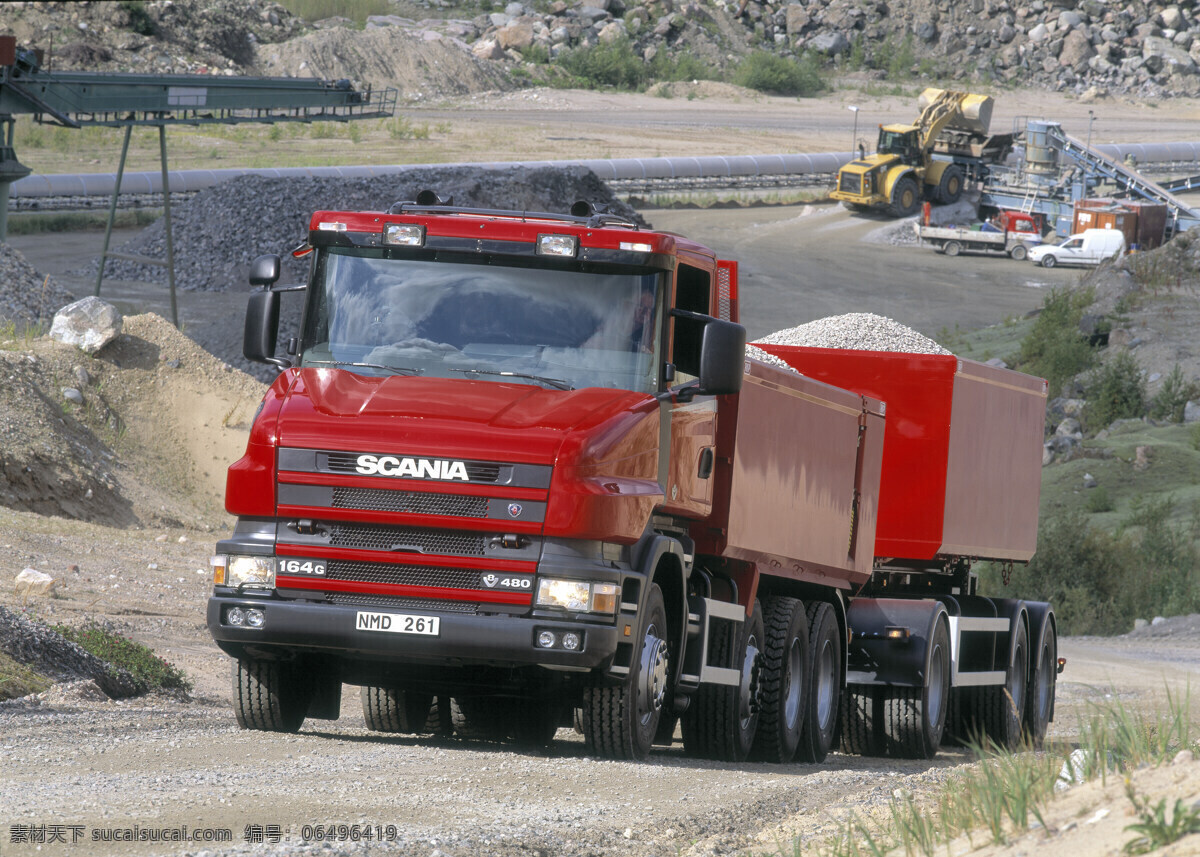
355, 611, 440, 636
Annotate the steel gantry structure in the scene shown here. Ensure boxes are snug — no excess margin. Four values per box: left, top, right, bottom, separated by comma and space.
0, 35, 395, 325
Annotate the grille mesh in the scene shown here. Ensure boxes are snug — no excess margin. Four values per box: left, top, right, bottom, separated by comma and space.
328, 559, 482, 589
326, 592, 478, 614
329, 522, 487, 556
324, 452, 502, 483
331, 487, 488, 518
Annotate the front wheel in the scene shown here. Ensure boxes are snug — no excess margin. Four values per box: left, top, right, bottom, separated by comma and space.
889, 176, 920, 218
1040, 254, 1058, 268
582, 584, 669, 760
233, 658, 307, 733
1010, 243, 1029, 261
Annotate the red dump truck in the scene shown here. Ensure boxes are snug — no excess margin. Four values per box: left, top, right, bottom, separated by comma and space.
207, 195, 1057, 763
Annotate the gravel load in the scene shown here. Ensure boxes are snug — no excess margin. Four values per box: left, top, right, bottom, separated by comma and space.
0, 606, 144, 698
81, 165, 645, 292
754, 312, 951, 355
0, 244, 76, 328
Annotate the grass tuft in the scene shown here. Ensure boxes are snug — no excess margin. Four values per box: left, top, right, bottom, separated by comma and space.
54, 622, 193, 695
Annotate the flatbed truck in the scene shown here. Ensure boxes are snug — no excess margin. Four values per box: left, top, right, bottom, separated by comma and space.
915, 210, 1045, 260
207, 195, 1058, 763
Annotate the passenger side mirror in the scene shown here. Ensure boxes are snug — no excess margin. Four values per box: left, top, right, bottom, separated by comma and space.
244, 289, 286, 367
249, 254, 281, 287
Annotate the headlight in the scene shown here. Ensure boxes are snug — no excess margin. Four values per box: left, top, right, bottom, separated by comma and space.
224, 556, 276, 590
536, 579, 618, 614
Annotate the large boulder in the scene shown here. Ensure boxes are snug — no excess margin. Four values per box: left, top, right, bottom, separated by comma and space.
1143, 35, 1196, 73
49, 297, 122, 354
1059, 29, 1096, 70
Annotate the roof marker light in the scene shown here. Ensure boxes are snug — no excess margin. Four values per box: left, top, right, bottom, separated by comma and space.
317, 221, 347, 232
619, 241, 652, 252
384, 224, 426, 246
537, 234, 578, 257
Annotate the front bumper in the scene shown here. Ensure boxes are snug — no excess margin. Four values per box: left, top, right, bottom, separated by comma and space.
207, 595, 620, 670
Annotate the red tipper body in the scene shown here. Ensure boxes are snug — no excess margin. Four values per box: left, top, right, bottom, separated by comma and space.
756, 346, 1047, 563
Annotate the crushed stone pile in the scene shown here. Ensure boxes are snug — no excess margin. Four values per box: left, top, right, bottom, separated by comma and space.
0, 244, 76, 328
754, 313, 951, 355
0, 606, 144, 699
81, 165, 645, 293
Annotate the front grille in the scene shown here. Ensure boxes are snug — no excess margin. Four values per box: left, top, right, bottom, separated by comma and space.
839, 173, 863, 195
332, 487, 489, 518
324, 451, 503, 483
328, 559, 482, 589
329, 522, 487, 556
326, 592, 479, 614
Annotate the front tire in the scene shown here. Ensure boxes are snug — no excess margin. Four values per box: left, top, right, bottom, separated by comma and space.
582, 584, 669, 760
796, 602, 842, 763
1010, 243, 1029, 261
233, 658, 307, 733
889, 176, 920, 218
682, 599, 764, 762
937, 165, 964, 204
944, 241, 962, 258
1041, 254, 1058, 268
751, 597, 809, 763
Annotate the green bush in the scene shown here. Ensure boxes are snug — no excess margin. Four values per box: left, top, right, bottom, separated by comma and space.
874, 32, 918, 79
1149, 364, 1200, 423
522, 42, 550, 64
118, 1, 156, 36
1085, 485, 1115, 513
55, 623, 193, 694
556, 36, 647, 90
987, 500, 1200, 635
648, 50, 717, 83
1086, 351, 1147, 431
732, 51, 825, 96
1017, 287, 1097, 397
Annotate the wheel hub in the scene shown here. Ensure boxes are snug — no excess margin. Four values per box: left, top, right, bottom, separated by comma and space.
738, 639, 762, 729
637, 627, 669, 724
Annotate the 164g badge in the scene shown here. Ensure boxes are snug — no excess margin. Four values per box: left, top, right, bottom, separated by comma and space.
278, 558, 327, 576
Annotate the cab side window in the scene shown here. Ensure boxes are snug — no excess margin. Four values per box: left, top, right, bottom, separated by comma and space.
672, 263, 711, 383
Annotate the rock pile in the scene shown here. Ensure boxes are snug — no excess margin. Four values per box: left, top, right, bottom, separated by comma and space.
84, 165, 644, 292
0, 244, 75, 330
755, 312, 951, 354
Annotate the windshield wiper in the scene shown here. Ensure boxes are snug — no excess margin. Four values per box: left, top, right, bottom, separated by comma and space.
306, 360, 423, 376
450, 368, 574, 391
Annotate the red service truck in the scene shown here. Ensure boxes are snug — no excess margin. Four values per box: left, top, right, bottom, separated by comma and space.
208, 195, 1057, 763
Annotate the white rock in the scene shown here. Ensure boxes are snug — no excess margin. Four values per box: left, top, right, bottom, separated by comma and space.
14, 567, 56, 597
1152, 615, 1166, 625
1056, 747, 1089, 790
50, 297, 123, 355
1134, 618, 1148, 630
1183, 400, 1200, 423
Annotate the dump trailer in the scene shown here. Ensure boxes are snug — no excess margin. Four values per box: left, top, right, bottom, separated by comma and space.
208, 196, 1057, 763
915, 210, 1045, 260
832, 88, 1015, 217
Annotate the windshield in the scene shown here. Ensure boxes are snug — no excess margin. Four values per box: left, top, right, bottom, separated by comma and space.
300, 249, 664, 393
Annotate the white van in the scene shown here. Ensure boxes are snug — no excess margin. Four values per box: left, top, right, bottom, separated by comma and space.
1027, 228, 1127, 268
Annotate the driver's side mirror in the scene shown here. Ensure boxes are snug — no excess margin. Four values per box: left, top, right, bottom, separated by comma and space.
695, 318, 746, 397
249, 254, 281, 287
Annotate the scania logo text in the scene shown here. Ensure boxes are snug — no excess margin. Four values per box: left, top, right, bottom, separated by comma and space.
355, 454, 470, 481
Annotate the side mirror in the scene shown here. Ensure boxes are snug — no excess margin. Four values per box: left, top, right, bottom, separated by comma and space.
249, 254, 281, 288
244, 289, 286, 366
696, 318, 746, 396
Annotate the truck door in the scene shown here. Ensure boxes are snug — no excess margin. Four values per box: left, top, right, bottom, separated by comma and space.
660, 261, 719, 517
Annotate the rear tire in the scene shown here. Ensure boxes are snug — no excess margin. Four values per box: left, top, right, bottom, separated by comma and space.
681, 599, 764, 762
944, 241, 962, 258
839, 686, 882, 756
751, 597, 809, 763
880, 618, 950, 759
451, 696, 508, 742
233, 658, 306, 733
1024, 621, 1057, 749
963, 620, 1028, 751
361, 686, 433, 734
582, 584, 669, 760
889, 176, 920, 218
510, 699, 563, 749
1010, 243, 1029, 261
796, 603, 842, 763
